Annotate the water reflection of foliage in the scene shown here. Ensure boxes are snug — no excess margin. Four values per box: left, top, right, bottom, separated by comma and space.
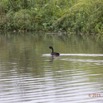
0, 32, 103, 77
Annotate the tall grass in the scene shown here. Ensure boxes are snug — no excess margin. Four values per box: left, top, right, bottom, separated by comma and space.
0, 0, 103, 39
53, 0, 103, 35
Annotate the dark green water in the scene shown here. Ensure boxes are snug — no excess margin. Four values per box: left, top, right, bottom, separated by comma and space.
0, 32, 103, 103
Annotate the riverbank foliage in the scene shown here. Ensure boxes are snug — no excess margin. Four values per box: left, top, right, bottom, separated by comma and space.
0, 0, 103, 38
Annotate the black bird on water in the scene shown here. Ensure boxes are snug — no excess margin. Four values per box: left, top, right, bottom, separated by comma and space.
49, 46, 60, 56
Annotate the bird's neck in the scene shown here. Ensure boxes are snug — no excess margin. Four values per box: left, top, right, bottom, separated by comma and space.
51, 48, 54, 53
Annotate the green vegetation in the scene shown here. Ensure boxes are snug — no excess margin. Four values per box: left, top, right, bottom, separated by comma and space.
0, 0, 103, 38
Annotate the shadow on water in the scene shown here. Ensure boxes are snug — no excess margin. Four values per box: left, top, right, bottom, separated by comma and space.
0, 32, 103, 103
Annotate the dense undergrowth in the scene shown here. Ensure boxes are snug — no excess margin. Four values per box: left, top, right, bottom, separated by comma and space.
0, 0, 103, 39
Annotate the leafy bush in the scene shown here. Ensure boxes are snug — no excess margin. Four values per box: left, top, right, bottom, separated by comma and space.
13, 9, 32, 30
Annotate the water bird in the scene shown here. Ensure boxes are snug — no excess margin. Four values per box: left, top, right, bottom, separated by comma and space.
49, 46, 60, 56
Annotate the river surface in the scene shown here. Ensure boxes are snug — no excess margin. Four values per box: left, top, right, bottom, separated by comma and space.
0, 32, 103, 103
